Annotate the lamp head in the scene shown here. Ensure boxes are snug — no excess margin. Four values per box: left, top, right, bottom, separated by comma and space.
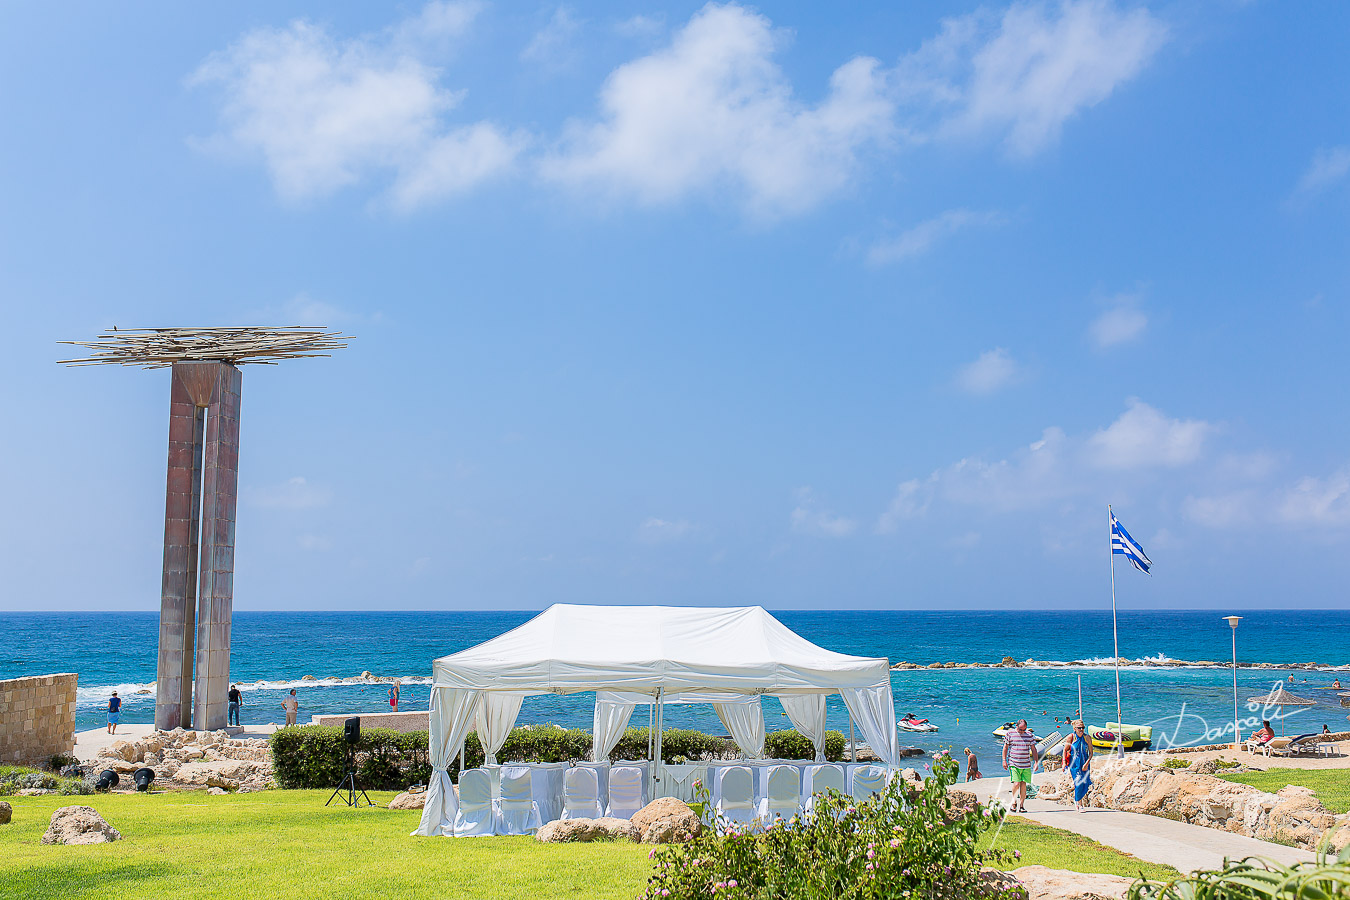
1224, 616, 1243, 629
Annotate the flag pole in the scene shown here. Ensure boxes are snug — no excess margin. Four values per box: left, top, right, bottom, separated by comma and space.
1109, 504, 1123, 756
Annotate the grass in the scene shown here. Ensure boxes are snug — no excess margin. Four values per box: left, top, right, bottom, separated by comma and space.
980, 817, 1181, 882
0, 789, 1183, 899
1218, 768, 1350, 813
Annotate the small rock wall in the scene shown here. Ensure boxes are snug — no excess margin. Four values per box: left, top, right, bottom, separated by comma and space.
0, 674, 77, 765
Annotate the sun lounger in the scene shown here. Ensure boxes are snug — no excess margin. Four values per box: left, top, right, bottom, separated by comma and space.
1247, 737, 1287, 757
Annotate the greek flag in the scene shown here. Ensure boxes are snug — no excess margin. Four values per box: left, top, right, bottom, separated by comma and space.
1111, 512, 1152, 574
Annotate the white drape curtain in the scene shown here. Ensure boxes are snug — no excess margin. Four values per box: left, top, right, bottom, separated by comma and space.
779, 694, 828, 762
475, 693, 524, 766
714, 698, 765, 758
413, 687, 483, 837
592, 697, 637, 762
841, 685, 900, 767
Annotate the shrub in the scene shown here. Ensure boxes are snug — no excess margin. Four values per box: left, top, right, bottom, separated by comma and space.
612, 729, 739, 763
643, 753, 1023, 900
1162, 757, 1192, 769
1129, 848, 1350, 899
269, 726, 433, 790
763, 729, 847, 762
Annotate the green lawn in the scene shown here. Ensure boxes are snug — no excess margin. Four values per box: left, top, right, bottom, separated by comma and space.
0, 790, 1181, 900
1218, 769, 1350, 813
980, 817, 1180, 882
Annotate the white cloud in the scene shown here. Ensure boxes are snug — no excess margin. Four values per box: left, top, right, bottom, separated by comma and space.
790, 488, 856, 537
1278, 468, 1350, 526
246, 476, 332, 510
1087, 399, 1213, 469
1089, 297, 1148, 347
904, 0, 1168, 156
637, 517, 694, 544
522, 7, 581, 66
190, 2, 522, 208
956, 348, 1019, 395
936, 426, 1072, 511
541, 3, 894, 218
868, 208, 1004, 265
876, 479, 929, 533
614, 14, 664, 39
1182, 492, 1256, 528
1296, 146, 1350, 196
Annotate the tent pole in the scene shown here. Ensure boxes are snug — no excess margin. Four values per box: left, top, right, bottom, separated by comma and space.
653, 688, 664, 797
849, 712, 856, 763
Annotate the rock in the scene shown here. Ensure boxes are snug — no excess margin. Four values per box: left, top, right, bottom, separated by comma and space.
42, 806, 121, 845
1192, 759, 1221, 776
900, 768, 922, 783
1000, 656, 1020, 667
175, 760, 256, 786
206, 775, 239, 791
535, 817, 639, 843
1326, 821, 1350, 854
388, 791, 426, 810
945, 789, 979, 820
1012, 865, 1133, 899
207, 787, 227, 796
0, 802, 10, 824
103, 740, 138, 762
360, 671, 373, 679
629, 798, 702, 844
1258, 787, 1337, 849
927, 663, 944, 669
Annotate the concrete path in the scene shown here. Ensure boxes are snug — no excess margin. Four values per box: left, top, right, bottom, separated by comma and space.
965, 775, 1315, 873
73, 723, 278, 762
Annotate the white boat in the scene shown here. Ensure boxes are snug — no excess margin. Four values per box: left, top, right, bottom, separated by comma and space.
898, 714, 939, 733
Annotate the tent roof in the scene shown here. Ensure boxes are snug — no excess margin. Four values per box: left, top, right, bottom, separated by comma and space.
431, 604, 892, 695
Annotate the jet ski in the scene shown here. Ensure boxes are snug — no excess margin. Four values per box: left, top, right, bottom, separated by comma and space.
1088, 723, 1152, 751
992, 722, 1035, 739
898, 713, 939, 732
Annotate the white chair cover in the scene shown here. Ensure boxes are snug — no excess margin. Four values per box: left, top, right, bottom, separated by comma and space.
413, 687, 482, 837
497, 766, 543, 835
475, 693, 524, 766
850, 765, 888, 802
606, 765, 646, 819
592, 696, 637, 762
841, 685, 901, 767
779, 694, 828, 762
715, 765, 757, 828
561, 766, 603, 820
758, 764, 801, 821
803, 763, 844, 813
715, 698, 766, 758
452, 768, 495, 837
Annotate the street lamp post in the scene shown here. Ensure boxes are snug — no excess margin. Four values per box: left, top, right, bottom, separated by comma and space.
1225, 616, 1243, 751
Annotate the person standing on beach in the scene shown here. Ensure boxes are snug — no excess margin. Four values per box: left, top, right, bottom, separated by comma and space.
106, 692, 121, 735
1002, 719, 1038, 813
228, 684, 242, 726
282, 689, 298, 727
388, 680, 401, 713
964, 747, 981, 781
1066, 721, 1093, 813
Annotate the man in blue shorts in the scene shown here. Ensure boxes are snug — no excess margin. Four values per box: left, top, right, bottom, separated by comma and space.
1001, 718, 1038, 813
107, 691, 121, 735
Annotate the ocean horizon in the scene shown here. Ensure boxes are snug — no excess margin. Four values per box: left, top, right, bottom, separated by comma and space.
8, 607, 1348, 760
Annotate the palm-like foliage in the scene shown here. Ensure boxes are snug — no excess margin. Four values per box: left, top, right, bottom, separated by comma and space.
1129, 848, 1350, 900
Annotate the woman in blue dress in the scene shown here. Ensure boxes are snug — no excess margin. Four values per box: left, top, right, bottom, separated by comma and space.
1067, 720, 1092, 812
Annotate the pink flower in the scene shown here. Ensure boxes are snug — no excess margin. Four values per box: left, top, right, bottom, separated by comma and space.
728, 880, 738, 888
661, 891, 670, 897
865, 862, 874, 871
648, 848, 657, 859
867, 849, 876, 859
1014, 850, 1021, 859
889, 838, 900, 848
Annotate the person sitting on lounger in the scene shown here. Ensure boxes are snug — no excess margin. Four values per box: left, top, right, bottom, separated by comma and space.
1250, 721, 1275, 744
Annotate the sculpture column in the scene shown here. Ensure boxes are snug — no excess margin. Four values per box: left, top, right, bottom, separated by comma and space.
153, 361, 242, 731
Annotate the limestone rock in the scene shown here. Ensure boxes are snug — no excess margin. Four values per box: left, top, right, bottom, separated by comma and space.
42, 806, 121, 845
1001, 656, 1020, 667
206, 774, 239, 791
1326, 821, 1350, 854
535, 817, 639, 843
207, 787, 227, 796
388, 791, 426, 810
1192, 758, 1221, 776
629, 797, 702, 844
1258, 787, 1336, 849
0, 801, 11, 824
1012, 865, 1133, 899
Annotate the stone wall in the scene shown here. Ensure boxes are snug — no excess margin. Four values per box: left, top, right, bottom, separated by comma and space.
308, 711, 429, 733
0, 673, 78, 765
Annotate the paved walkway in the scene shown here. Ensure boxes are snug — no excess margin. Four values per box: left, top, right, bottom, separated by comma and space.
965, 775, 1314, 873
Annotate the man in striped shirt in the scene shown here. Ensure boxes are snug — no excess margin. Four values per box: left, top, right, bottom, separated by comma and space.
1002, 719, 1039, 813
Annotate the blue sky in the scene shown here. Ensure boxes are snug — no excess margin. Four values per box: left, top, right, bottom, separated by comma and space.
1, 1, 1347, 611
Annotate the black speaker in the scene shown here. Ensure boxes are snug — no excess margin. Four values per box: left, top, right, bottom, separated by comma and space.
133, 768, 155, 792
344, 716, 361, 744
95, 769, 119, 790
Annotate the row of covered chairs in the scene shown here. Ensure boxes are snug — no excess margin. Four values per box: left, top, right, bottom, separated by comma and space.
714, 763, 888, 827
453, 764, 648, 837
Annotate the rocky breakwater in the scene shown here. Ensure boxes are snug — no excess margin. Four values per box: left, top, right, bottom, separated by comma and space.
1039, 757, 1350, 853
94, 728, 274, 793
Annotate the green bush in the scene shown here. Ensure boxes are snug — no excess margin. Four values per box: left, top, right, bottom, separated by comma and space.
1129, 848, 1350, 899
1162, 757, 1192, 769
269, 726, 433, 790
763, 729, 847, 762
611, 728, 739, 763
643, 753, 1023, 900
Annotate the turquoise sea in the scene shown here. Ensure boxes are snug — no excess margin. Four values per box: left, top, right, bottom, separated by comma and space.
4, 610, 1348, 760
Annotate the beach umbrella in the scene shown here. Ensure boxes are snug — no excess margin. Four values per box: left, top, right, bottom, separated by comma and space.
1247, 686, 1317, 735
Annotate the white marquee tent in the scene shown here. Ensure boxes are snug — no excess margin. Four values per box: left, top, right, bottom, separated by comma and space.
414, 604, 899, 837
